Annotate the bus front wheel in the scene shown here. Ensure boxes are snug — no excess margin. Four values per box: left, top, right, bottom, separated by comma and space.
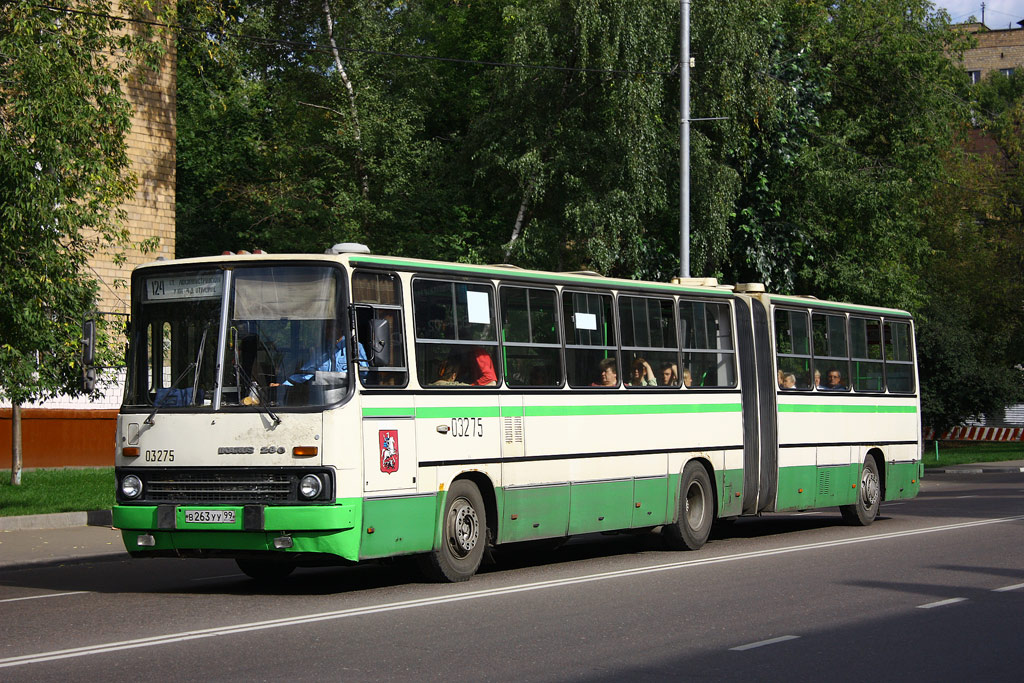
664, 462, 713, 551
419, 479, 487, 582
840, 456, 881, 526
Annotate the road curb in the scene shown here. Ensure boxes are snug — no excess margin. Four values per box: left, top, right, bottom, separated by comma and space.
0, 509, 112, 532
0, 552, 131, 573
926, 466, 1024, 475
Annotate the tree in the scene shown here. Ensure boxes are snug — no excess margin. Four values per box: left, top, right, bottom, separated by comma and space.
0, 1, 168, 483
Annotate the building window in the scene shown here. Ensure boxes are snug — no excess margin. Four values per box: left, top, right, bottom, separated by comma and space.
1000, 68, 1015, 78
968, 70, 981, 84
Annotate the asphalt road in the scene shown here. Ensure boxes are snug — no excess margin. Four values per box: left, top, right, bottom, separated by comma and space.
2, 473, 1023, 682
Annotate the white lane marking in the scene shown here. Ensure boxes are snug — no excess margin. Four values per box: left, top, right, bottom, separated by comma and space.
794, 511, 823, 516
992, 582, 1024, 593
730, 635, 800, 651
917, 598, 968, 609
952, 495, 979, 499
0, 591, 87, 604
2, 514, 1023, 669
190, 574, 245, 582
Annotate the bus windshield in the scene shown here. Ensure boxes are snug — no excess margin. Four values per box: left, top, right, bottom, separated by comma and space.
126, 265, 350, 410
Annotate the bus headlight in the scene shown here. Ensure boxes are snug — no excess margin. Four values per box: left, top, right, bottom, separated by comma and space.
299, 474, 322, 499
121, 475, 143, 499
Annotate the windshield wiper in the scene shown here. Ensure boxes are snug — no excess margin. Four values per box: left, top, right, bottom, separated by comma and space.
235, 360, 281, 426
144, 325, 209, 426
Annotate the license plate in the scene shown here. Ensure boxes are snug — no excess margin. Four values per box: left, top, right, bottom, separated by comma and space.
184, 510, 236, 524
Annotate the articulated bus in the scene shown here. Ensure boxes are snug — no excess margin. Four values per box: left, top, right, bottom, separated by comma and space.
111, 245, 922, 582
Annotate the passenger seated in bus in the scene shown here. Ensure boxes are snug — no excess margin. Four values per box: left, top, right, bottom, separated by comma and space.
779, 372, 797, 389
592, 357, 618, 387
466, 346, 497, 386
432, 356, 467, 385
813, 369, 821, 388
658, 362, 679, 386
821, 369, 846, 390
629, 357, 657, 386
682, 367, 693, 387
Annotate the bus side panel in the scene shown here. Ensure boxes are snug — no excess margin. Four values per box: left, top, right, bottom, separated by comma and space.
885, 443, 921, 500
568, 480, 634, 534
633, 476, 670, 527
359, 494, 438, 559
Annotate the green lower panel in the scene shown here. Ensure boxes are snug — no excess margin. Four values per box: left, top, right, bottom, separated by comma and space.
885, 461, 921, 500
114, 500, 363, 562
360, 494, 438, 559
632, 477, 670, 527
775, 465, 821, 511
500, 485, 570, 543
718, 468, 744, 517
120, 529, 361, 561
569, 480, 634, 535
814, 465, 856, 507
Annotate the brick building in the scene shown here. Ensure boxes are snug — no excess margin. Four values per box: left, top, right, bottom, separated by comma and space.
1, 13, 176, 468
958, 20, 1024, 82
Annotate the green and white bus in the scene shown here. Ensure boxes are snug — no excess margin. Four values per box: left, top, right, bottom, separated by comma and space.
111, 245, 922, 581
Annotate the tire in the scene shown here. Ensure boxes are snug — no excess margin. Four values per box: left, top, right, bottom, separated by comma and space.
235, 558, 296, 582
419, 479, 487, 582
664, 461, 714, 551
840, 456, 881, 526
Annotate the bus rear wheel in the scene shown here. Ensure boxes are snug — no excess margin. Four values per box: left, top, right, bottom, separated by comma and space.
419, 479, 486, 582
664, 462, 713, 551
236, 558, 296, 582
840, 456, 881, 526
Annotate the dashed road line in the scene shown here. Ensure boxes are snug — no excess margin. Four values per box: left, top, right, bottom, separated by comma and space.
992, 582, 1024, 593
0, 591, 87, 604
730, 635, 800, 651
917, 597, 968, 609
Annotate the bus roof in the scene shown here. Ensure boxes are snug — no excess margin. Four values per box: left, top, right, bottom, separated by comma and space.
134, 251, 912, 317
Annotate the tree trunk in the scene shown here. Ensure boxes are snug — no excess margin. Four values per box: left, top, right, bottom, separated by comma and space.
11, 402, 22, 485
322, 0, 370, 198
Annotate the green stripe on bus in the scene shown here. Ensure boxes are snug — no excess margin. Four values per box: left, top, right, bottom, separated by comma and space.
500, 405, 525, 417
362, 407, 415, 418
349, 255, 730, 296
526, 403, 742, 417
770, 295, 912, 318
415, 406, 502, 418
777, 404, 917, 414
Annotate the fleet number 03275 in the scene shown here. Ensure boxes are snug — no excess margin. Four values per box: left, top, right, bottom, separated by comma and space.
145, 449, 174, 462
450, 417, 484, 438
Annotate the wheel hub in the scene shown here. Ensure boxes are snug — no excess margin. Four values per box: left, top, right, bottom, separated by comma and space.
861, 468, 880, 508
447, 498, 479, 558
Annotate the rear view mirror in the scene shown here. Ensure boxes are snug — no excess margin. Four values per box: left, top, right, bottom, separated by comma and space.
82, 318, 96, 366
369, 318, 390, 366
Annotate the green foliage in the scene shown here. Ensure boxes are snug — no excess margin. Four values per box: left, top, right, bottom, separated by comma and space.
0, 1, 169, 404
173, 0, 1024, 429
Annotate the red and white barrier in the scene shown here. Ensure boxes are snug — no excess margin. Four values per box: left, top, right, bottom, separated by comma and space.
923, 426, 1024, 441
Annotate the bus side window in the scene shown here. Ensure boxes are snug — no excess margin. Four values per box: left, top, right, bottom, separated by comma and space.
680, 299, 736, 388
619, 295, 679, 388
884, 320, 915, 393
850, 317, 884, 392
812, 312, 850, 392
773, 308, 811, 390
563, 291, 617, 388
412, 278, 499, 388
500, 286, 562, 387
352, 271, 408, 387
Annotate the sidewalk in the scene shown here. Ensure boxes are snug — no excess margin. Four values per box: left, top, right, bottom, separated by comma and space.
924, 459, 1024, 474
0, 523, 128, 571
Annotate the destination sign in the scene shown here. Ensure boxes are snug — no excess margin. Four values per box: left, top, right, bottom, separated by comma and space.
145, 273, 223, 301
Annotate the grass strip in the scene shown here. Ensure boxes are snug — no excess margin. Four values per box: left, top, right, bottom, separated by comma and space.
922, 441, 1024, 468
0, 468, 114, 517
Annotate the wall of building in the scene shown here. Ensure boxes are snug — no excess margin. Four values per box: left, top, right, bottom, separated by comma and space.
960, 23, 1024, 78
